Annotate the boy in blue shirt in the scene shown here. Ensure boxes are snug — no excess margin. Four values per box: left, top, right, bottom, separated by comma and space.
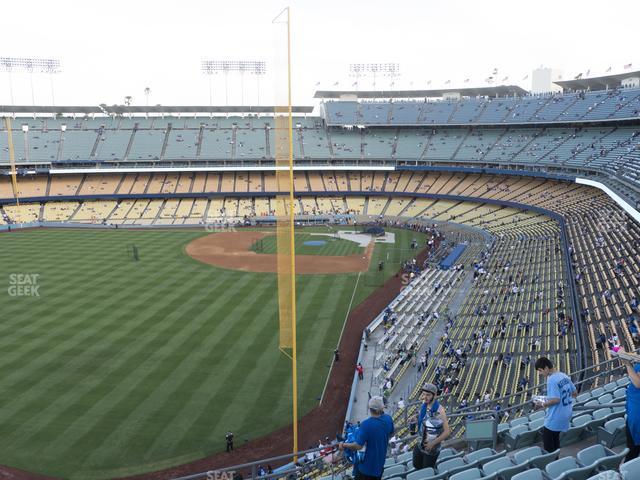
534, 357, 577, 452
339, 396, 394, 480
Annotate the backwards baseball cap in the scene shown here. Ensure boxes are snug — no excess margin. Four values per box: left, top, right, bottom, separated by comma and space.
368, 396, 385, 412
421, 383, 438, 395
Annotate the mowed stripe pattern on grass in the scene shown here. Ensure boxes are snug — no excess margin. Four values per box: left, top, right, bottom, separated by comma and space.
0, 229, 359, 479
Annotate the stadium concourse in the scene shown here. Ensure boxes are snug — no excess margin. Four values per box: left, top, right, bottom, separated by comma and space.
1, 75, 640, 478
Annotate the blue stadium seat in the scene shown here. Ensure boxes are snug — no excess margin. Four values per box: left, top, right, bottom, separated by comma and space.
482, 456, 526, 480
620, 456, 640, 479
576, 444, 628, 471
512, 469, 545, 480
545, 456, 596, 480
597, 417, 627, 447
512, 446, 560, 470
464, 448, 506, 466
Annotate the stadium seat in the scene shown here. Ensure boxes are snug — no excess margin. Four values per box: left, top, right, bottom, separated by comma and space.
449, 468, 488, 480
620, 456, 640, 479
603, 381, 618, 392
504, 425, 530, 450
507, 424, 540, 451
438, 448, 464, 462
406, 468, 440, 480
616, 378, 630, 387
528, 411, 546, 422
383, 464, 407, 479
512, 446, 560, 470
560, 422, 588, 447
613, 388, 627, 400
592, 408, 613, 429
512, 469, 545, 480
586, 472, 620, 480
436, 457, 474, 477
464, 448, 506, 466
545, 456, 596, 480
398, 452, 413, 464
576, 444, 628, 471
510, 417, 530, 428
576, 392, 593, 405
598, 393, 614, 405
482, 456, 526, 480
597, 417, 627, 447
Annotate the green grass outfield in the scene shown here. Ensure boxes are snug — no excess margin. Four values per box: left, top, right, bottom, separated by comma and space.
250, 232, 363, 256
0, 226, 425, 478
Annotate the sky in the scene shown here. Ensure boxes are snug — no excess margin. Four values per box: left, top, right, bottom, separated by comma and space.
1, 0, 639, 109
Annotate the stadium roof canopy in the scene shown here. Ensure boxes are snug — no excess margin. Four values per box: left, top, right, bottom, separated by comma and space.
554, 70, 640, 92
0, 105, 315, 115
314, 85, 529, 99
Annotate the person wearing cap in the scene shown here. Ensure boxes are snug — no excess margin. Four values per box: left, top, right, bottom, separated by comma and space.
413, 383, 450, 470
618, 350, 640, 461
339, 396, 394, 480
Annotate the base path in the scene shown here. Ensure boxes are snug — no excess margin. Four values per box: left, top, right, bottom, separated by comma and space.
185, 231, 374, 274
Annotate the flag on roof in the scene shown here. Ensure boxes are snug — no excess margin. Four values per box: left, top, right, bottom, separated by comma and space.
352, 81, 357, 87
444, 79, 451, 84
315, 81, 321, 86
464, 78, 469, 83
502, 76, 509, 82
427, 80, 432, 85
522, 74, 529, 80
624, 63, 633, 69
574, 73, 583, 79
333, 81, 339, 86
606, 67, 612, 73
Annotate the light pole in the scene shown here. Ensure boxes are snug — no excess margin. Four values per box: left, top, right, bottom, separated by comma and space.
201, 60, 266, 107
0, 57, 62, 106
349, 62, 400, 90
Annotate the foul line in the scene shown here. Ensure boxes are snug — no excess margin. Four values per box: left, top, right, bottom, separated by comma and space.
319, 269, 362, 405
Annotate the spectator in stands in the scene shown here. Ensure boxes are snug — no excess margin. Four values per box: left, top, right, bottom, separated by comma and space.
534, 357, 577, 453
413, 383, 451, 470
618, 351, 640, 461
339, 396, 394, 480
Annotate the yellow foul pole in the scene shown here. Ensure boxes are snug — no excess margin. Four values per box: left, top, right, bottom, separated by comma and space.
274, 5, 298, 460
286, 6, 298, 460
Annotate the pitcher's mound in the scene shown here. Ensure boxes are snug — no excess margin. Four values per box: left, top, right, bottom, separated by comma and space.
185, 231, 374, 274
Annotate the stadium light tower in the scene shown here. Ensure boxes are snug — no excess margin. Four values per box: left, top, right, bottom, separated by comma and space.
349, 62, 400, 90
0, 57, 62, 106
201, 60, 267, 107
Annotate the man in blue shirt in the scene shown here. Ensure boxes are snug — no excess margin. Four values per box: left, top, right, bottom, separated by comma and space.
535, 357, 577, 452
619, 352, 640, 461
339, 396, 394, 480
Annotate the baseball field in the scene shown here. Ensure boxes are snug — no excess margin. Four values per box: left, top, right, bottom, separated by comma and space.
0, 226, 426, 478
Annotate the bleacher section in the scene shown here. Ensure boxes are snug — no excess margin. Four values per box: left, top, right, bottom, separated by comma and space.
324, 88, 640, 126
2, 172, 639, 385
